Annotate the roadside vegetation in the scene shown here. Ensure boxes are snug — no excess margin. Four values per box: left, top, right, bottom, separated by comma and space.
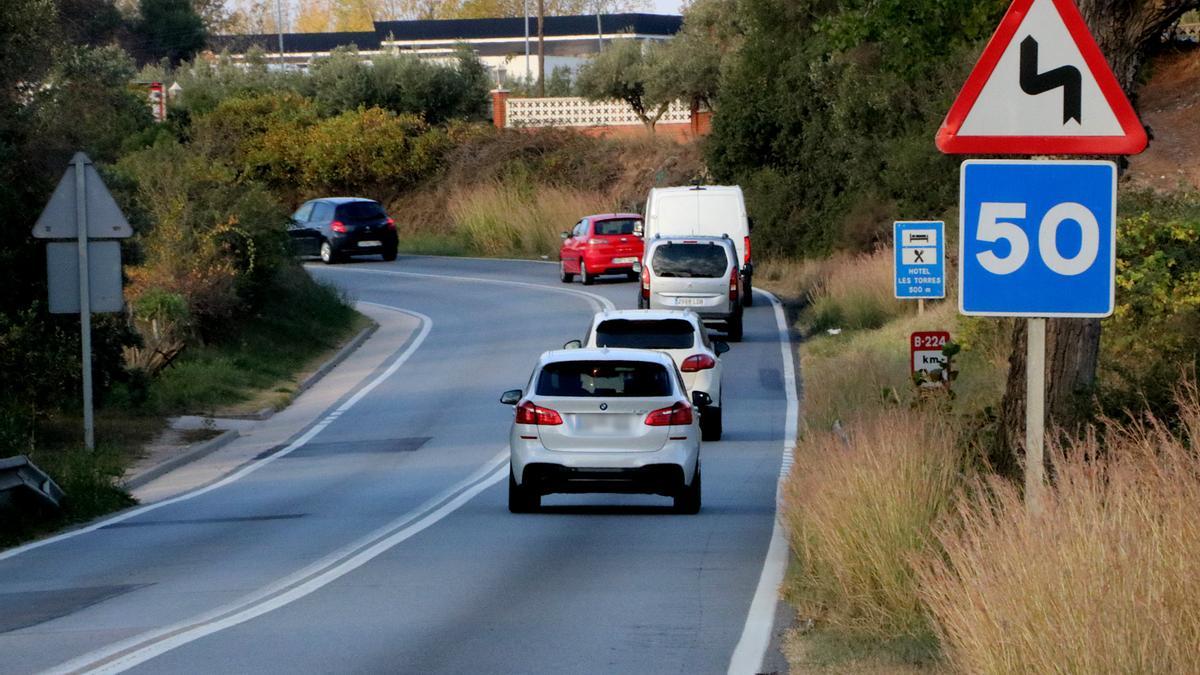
759, 187, 1200, 672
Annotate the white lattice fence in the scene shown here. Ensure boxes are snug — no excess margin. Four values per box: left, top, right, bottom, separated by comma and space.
506, 97, 691, 128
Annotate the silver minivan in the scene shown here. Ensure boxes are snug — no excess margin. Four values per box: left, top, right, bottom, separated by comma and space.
637, 236, 744, 341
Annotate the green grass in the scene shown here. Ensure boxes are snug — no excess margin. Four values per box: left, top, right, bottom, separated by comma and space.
397, 232, 470, 257
124, 267, 362, 415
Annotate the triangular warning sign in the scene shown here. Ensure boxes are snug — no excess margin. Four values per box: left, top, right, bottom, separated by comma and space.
936, 0, 1146, 155
32, 152, 133, 239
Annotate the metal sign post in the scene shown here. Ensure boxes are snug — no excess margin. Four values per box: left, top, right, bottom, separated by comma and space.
1025, 317, 1046, 511
32, 152, 132, 451
73, 154, 95, 450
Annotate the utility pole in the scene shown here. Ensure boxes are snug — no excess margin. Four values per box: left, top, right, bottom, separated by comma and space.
524, 0, 531, 82
595, 1, 603, 52
537, 0, 545, 96
274, 0, 285, 67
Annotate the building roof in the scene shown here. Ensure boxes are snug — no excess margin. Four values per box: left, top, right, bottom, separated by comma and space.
210, 14, 681, 56
376, 14, 682, 41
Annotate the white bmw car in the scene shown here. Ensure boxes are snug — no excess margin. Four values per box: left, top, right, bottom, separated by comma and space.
568, 309, 727, 441
501, 348, 706, 514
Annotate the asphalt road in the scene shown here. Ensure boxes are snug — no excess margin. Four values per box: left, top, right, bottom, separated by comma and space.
0, 255, 795, 674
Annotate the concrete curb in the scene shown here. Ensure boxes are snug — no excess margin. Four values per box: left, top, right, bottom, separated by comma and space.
124, 429, 239, 491
222, 321, 379, 421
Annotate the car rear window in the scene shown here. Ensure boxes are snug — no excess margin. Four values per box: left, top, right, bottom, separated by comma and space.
336, 202, 387, 221
651, 243, 731, 278
537, 361, 672, 397
593, 219, 639, 236
594, 319, 695, 350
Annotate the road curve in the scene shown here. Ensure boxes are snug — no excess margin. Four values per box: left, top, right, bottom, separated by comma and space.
0, 255, 795, 674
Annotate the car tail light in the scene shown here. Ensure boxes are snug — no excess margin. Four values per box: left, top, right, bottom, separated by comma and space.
515, 401, 563, 426
386, 217, 396, 230
645, 402, 693, 427
744, 236, 752, 265
729, 267, 739, 301
331, 220, 347, 233
588, 238, 603, 246
641, 266, 650, 300
681, 354, 716, 372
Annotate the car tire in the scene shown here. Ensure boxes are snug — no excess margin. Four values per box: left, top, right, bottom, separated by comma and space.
560, 261, 574, 283
700, 405, 722, 441
626, 271, 639, 281
726, 315, 744, 342
673, 461, 701, 514
743, 283, 754, 307
580, 262, 594, 285
508, 468, 539, 513
319, 240, 339, 265
382, 246, 398, 262
637, 294, 646, 309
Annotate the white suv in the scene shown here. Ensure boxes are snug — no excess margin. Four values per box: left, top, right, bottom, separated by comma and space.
568, 309, 728, 441
501, 348, 706, 514
638, 236, 744, 341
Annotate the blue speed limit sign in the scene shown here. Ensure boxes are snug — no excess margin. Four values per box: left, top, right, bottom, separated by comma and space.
959, 160, 1116, 317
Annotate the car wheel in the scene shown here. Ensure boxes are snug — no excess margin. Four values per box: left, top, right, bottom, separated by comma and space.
637, 294, 646, 309
726, 315, 744, 342
580, 262, 593, 286
743, 284, 754, 307
627, 271, 639, 281
560, 261, 575, 283
673, 461, 701, 514
701, 405, 722, 442
508, 468, 539, 513
319, 240, 339, 265
382, 246, 398, 262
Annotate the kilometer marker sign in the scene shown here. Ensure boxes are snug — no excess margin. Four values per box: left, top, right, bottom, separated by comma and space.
911, 331, 951, 379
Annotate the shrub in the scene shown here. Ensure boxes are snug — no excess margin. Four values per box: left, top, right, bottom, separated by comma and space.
919, 385, 1200, 674
450, 180, 615, 258
798, 249, 908, 333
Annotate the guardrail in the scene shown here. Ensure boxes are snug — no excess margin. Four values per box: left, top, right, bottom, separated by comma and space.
0, 455, 65, 511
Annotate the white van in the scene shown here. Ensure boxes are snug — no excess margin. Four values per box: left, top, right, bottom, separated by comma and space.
643, 185, 754, 306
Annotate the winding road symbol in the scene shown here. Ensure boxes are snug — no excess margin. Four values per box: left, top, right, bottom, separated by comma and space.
1019, 36, 1082, 125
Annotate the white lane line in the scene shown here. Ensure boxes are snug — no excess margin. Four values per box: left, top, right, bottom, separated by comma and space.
0, 306, 433, 563
51, 454, 510, 675
311, 266, 617, 312
727, 290, 798, 675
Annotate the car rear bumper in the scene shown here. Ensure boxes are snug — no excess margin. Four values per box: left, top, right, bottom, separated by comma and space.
330, 232, 398, 254
582, 251, 641, 275
510, 437, 698, 494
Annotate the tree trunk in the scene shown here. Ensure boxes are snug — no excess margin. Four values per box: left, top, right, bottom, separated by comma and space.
995, 0, 1198, 466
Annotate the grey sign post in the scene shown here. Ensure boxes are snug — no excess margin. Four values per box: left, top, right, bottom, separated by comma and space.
32, 152, 132, 450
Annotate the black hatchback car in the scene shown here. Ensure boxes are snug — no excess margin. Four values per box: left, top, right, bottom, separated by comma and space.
288, 198, 399, 264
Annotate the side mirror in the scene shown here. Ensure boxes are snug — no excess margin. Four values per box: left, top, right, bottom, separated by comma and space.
747, 217, 755, 232
692, 391, 713, 408
500, 389, 522, 405
632, 261, 643, 274
633, 222, 645, 237
563, 339, 582, 349
713, 341, 730, 356
560, 231, 570, 240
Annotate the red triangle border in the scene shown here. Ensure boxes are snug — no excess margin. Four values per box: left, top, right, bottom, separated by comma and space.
936, 0, 1147, 155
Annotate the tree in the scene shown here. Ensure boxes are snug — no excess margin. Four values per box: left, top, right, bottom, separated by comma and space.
576, 39, 669, 130
994, 0, 1200, 464
645, 0, 741, 111
134, 0, 207, 65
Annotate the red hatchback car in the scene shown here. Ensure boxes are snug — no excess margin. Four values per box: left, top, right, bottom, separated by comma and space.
559, 214, 644, 285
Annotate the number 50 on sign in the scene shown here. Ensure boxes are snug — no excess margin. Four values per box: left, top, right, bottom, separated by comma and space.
959, 160, 1116, 317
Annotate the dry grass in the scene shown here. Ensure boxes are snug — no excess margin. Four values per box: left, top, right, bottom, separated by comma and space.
917, 385, 1200, 675
759, 250, 910, 333
449, 180, 616, 259
783, 409, 968, 643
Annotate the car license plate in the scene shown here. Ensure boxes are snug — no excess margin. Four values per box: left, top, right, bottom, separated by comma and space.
613, 257, 638, 264
358, 240, 381, 248
675, 297, 704, 306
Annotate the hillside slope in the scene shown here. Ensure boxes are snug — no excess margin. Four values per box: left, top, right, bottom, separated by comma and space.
1127, 44, 1200, 192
